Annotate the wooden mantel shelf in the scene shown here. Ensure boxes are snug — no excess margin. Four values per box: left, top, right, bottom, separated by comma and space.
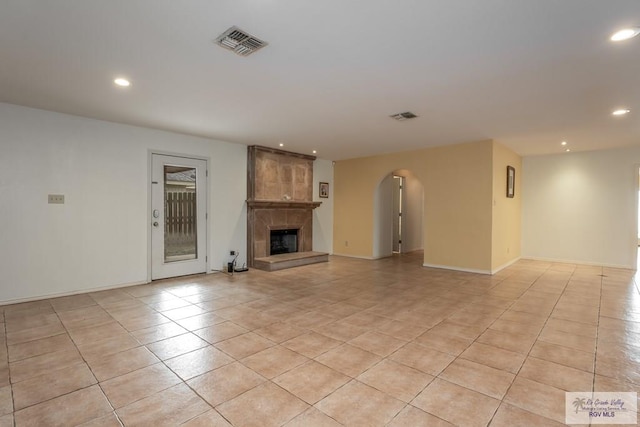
246, 200, 322, 209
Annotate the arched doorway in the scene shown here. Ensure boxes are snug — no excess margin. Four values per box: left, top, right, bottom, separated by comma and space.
373, 169, 424, 259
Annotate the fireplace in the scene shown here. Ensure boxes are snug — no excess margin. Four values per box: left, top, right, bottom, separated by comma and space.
246, 145, 327, 271
270, 229, 298, 255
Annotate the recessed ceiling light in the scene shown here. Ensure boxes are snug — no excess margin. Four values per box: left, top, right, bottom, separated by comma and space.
279, 143, 284, 147
114, 78, 130, 87
611, 27, 640, 42
565, 148, 571, 152
612, 109, 631, 116
561, 141, 567, 146
312, 150, 317, 154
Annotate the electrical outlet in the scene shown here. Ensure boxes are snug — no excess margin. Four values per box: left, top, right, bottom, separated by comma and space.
230, 250, 236, 255
48, 194, 65, 204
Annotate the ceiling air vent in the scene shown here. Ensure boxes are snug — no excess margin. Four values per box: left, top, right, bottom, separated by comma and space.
390, 111, 418, 121
215, 26, 268, 56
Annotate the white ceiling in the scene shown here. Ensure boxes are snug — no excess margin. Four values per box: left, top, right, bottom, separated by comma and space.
0, 1, 638, 160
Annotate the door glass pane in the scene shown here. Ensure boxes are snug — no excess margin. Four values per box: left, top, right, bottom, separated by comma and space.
164, 165, 197, 262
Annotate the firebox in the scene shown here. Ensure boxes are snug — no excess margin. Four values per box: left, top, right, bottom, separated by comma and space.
270, 229, 298, 255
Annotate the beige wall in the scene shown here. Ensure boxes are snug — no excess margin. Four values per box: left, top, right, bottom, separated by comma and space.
334, 140, 496, 272
491, 141, 522, 271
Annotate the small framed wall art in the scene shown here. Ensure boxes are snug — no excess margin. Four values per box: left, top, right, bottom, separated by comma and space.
506, 166, 515, 198
319, 182, 329, 198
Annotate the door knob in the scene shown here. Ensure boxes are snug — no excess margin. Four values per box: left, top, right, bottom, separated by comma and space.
153, 222, 159, 227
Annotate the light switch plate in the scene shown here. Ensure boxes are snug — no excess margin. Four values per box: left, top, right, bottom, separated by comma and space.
48, 194, 65, 204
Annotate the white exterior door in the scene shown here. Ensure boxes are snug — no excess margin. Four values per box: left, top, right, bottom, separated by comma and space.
151, 154, 207, 280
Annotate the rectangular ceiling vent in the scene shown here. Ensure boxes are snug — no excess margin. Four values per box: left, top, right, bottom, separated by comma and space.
390, 112, 418, 121
215, 26, 268, 56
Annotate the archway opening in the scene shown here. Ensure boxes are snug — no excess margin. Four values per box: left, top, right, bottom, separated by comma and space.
373, 169, 424, 259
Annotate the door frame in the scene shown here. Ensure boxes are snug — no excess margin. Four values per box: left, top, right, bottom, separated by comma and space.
147, 150, 210, 282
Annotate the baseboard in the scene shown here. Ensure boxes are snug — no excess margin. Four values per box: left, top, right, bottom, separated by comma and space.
491, 257, 521, 274
0, 279, 149, 307
332, 253, 383, 260
521, 256, 635, 270
422, 263, 492, 275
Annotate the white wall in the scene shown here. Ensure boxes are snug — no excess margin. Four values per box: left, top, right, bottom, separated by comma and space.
312, 159, 334, 254
0, 103, 248, 303
522, 146, 640, 269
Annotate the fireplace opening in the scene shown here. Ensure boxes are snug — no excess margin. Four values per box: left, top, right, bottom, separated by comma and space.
270, 229, 298, 255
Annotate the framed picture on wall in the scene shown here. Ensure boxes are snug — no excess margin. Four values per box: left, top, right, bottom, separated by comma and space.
319, 182, 329, 198
506, 166, 515, 198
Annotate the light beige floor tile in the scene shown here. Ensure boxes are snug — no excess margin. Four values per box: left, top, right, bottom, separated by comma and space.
241, 345, 308, 379
146, 332, 209, 360
9, 348, 84, 383
476, 329, 536, 354
459, 342, 525, 374
12, 362, 96, 410
254, 322, 306, 343
0, 386, 12, 416
348, 331, 406, 357
389, 342, 456, 375
312, 321, 368, 341
282, 332, 342, 358
387, 405, 454, 427
519, 356, 594, 391
357, 359, 434, 402
490, 403, 567, 427
14, 385, 112, 427
544, 317, 598, 339
412, 378, 500, 427
375, 319, 428, 341
165, 345, 234, 380
181, 409, 232, 427
116, 383, 209, 427
439, 358, 515, 399
283, 407, 342, 427
273, 360, 350, 404
186, 361, 266, 406
489, 318, 544, 337
57, 307, 113, 330
538, 328, 596, 352
414, 330, 472, 355
529, 340, 595, 373
118, 312, 171, 331
100, 363, 181, 408
67, 321, 129, 346
6, 323, 66, 346
315, 343, 381, 377
217, 382, 309, 427
76, 412, 122, 427
214, 331, 275, 359
8, 333, 76, 362
88, 346, 158, 382
50, 294, 98, 313
193, 321, 247, 344
503, 376, 569, 424
130, 322, 188, 345
175, 311, 226, 331
0, 256, 638, 425
182, 409, 232, 427
316, 380, 405, 426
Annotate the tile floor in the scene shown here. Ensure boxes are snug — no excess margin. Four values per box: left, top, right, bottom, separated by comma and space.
0, 252, 639, 426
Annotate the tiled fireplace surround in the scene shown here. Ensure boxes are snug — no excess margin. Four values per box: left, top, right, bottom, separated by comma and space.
246, 146, 322, 270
